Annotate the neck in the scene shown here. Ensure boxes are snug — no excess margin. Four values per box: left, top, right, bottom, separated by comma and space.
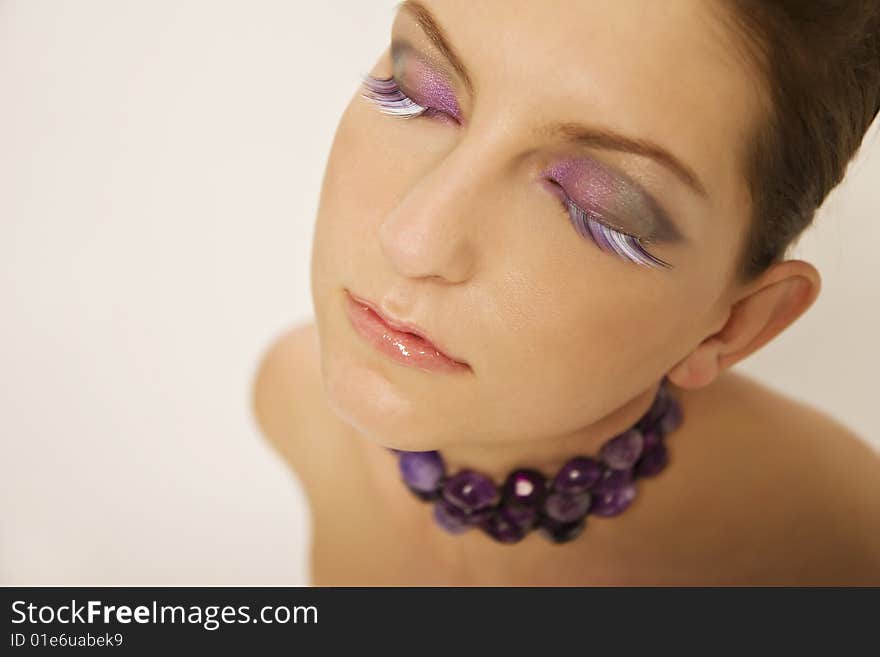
433, 380, 668, 482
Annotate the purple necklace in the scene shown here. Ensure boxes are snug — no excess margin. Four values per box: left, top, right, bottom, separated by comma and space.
385, 377, 683, 544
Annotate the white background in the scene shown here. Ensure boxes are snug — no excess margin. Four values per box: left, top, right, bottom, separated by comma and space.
2, 0, 878, 585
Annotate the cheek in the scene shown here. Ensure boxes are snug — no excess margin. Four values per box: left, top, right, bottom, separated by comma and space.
504, 276, 666, 376
311, 106, 388, 281
313, 96, 425, 252
473, 260, 685, 437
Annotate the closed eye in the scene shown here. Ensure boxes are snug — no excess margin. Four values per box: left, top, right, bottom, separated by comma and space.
556, 192, 673, 269
360, 73, 460, 124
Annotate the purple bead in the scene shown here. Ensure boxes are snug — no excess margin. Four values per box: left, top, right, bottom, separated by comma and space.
590, 483, 637, 517
480, 507, 528, 544
543, 491, 592, 523
600, 428, 645, 470
659, 396, 683, 435
406, 484, 442, 502
399, 450, 446, 493
592, 467, 633, 494
501, 468, 547, 508
442, 469, 500, 512
538, 515, 586, 544
433, 498, 472, 534
467, 505, 496, 525
634, 442, 668, 478
501, 503, 539, 530
637, 384, 671, 431
642, 426, 663, 448
552, 456, 602, 495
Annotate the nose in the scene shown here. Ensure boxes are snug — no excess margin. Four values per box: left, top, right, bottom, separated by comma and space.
378, 142, 497, 284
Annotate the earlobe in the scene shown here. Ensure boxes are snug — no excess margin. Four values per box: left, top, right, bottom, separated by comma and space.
666, 337, 724, 389
666, 259, 821, 390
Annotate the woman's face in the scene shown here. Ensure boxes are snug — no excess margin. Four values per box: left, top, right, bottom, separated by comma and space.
310, 0, 762, 450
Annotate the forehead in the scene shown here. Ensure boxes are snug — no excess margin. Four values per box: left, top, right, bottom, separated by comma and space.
394, 0, 763, 240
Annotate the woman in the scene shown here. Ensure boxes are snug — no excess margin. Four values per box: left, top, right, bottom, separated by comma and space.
253, 0, 880, 585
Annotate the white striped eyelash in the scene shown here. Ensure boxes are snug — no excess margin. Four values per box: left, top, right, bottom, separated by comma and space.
360, 73, 672, 270
563, 199, 672, 270
360, 74, 429, 118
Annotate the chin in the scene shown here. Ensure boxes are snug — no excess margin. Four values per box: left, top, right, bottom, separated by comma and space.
318, 332, 451, 452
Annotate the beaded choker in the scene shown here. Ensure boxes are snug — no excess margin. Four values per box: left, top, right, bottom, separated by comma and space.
385, 377, 683, 544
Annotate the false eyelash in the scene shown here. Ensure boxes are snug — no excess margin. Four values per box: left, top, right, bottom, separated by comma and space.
360, 74, 429, 118
563, 199, 672, 269
360, 73, 673, 270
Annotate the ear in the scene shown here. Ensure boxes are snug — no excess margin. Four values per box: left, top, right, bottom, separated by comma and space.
667, 259, 822, 389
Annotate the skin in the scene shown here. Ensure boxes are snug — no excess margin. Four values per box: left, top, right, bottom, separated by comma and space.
253, 0, 880, 584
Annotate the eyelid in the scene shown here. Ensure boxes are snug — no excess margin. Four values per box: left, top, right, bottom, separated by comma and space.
548, 182, 673, 268
542, 153, 686, 246
361, 73, 461, 125
399, 79, 462, 125
543, 178, 651, 243
390, 39, 465, 116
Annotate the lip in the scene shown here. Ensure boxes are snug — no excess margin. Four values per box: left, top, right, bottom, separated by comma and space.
343, 288, 470, 374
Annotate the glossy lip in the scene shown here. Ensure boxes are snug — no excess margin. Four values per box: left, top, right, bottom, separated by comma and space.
343, 288, 470, 373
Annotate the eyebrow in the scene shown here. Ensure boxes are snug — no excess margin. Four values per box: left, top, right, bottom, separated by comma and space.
394, 0, 709, 200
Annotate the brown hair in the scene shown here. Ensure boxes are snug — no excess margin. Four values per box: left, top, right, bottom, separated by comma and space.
719, 0, 880, 284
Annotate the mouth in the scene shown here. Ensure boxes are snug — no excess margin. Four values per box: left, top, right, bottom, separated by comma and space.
343, 288, 470, 373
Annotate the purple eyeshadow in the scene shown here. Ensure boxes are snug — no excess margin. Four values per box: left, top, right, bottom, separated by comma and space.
543, 158, 653, 235
542, 157, 684, 246
401, 56, 462, 121
540, 157, 674, 269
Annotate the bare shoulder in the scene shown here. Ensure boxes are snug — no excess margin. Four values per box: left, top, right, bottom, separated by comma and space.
250, 321, 325, 472
663, 369, 880, 584
707, 369, 880, 492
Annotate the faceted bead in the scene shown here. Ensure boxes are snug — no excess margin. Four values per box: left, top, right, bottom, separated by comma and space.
634, 442, 668, 478
590, 483, 637, 517
552, 456, 602, 495
538, 515, 586, 544
501, 468, 547, 508
637, 384, 671, 431
480, 507, 528, 544
642, 426, 663, 448
406, 483, 443, 502
592, 467, 633, 495
635, 416, 653, 434
442, 469, 500, 512
465, 505, 496, 526
399, 450, 446, 493
543, 491, 592, 523
600, 428, 645, 470
659, 396, 683, 435
433, 498, 472, 534
501, 503, 540, 530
